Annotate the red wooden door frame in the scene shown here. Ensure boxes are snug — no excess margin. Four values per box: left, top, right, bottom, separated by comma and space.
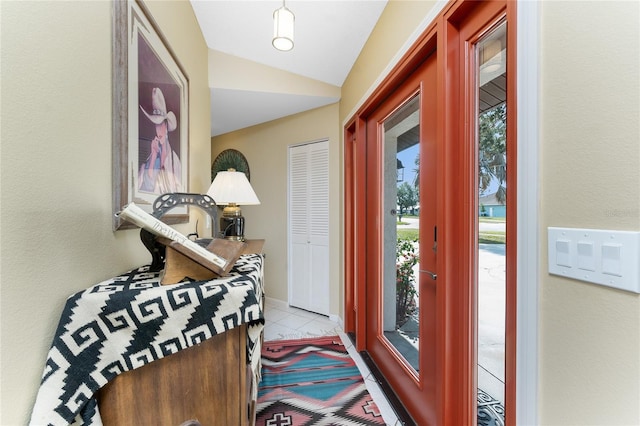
344, 124, 355, 334
343, 1, 517, 424
442, 2, 517, 423
363, 53, 439, 425
344, 116, 368, 351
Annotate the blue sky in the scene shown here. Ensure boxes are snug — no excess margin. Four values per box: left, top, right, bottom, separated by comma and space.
397, 144, 419, 185
396, 143, 500, 195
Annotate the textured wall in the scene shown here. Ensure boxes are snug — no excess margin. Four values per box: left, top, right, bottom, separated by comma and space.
211, 104, 341, 316
340, 0, 437, 125
0, 0, 210, 423
539, 1, 640, 424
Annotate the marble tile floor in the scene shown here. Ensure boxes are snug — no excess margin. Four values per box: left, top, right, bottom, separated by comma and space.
263, 297, 404, 426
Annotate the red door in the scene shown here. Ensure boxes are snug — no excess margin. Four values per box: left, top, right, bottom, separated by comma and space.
345, 1, 516, 424
364, 51, 439, 425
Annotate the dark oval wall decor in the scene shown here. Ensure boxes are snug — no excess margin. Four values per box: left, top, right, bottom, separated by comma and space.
211, 149, 250, 181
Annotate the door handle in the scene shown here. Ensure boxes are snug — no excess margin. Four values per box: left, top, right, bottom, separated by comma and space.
420, 270, 437, 280
433, 226, 437, 253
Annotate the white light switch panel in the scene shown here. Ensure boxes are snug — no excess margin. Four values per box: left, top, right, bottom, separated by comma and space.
577, 241, 595, 272
548, 227, 640, 293
556, 239, 571, 267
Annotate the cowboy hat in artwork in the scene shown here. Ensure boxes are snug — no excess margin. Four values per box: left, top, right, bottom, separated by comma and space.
138, 87, 182, 193
140, 87, 177, 131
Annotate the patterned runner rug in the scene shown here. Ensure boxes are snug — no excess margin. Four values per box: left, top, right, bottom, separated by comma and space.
256, 336, 386, 426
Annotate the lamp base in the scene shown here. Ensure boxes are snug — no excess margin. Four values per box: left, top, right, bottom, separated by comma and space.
220, 216, 245, 241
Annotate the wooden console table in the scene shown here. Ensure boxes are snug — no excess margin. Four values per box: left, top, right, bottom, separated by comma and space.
97, 242, 266, 425
29, 255, 264, 426
97, 324, 252, 425
243, 239, 265, 255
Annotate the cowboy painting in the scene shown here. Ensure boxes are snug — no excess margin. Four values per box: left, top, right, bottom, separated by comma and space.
137, 86, 183, 194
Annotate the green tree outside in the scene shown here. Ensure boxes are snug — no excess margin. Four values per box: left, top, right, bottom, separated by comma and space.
397, 181, 418, 216
479, 103, 507, 202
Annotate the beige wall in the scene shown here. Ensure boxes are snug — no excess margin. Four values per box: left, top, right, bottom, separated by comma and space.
340, 0, 437, 124
211, 104, 342, 316
539, 1, 640, 424
0, 0, 210, 423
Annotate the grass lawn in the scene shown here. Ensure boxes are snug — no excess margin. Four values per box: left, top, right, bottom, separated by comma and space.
398, 229, 419, 241
479, 217, 505, 223
478, 231, 505, 244
398, 227, 505, 244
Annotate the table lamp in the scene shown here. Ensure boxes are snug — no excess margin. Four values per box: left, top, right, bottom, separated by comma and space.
206, 168, 260, 241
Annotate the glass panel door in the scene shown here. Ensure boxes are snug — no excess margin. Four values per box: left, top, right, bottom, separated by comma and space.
364, 51, 438, 425
382, 95, 421, 373
475, 21, 507, 425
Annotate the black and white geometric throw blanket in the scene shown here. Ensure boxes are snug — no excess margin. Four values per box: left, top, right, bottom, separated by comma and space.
29, 254, 264, 426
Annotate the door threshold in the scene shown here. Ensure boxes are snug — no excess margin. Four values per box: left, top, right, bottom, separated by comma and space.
345, 332, 416, 426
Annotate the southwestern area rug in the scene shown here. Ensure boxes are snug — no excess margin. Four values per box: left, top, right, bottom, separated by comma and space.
256, 336, 386, 426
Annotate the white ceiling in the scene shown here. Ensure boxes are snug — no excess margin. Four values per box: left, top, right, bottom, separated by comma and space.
190, 0, 388, 136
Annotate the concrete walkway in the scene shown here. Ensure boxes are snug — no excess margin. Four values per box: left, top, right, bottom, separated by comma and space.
394, 216, 506, 405
398, 216, 505, 232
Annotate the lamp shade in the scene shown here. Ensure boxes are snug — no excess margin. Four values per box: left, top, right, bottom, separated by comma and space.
207, 170, 260, 206
272, 4, 294, 51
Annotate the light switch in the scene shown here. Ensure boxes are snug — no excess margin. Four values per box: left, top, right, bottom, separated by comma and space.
548, 227, 640, 294
602, 243, 622, 277
555, 239, 571, 267
577, 241, 595, 271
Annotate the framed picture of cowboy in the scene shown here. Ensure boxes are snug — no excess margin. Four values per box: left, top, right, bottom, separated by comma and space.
112, 0, 189, 230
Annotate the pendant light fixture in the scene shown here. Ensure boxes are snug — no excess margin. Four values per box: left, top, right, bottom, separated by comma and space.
272, 0, 294, 51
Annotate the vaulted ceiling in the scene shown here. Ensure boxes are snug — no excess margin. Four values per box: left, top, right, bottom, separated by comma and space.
190, 0, 388, 136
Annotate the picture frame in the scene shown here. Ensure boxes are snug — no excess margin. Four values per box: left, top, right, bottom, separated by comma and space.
112, 0, 189, 230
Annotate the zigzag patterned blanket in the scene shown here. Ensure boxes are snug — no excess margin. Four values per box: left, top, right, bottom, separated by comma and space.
30, 254, 264, 426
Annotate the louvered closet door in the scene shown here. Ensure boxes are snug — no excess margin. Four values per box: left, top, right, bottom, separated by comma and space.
288, 140, 330, 315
